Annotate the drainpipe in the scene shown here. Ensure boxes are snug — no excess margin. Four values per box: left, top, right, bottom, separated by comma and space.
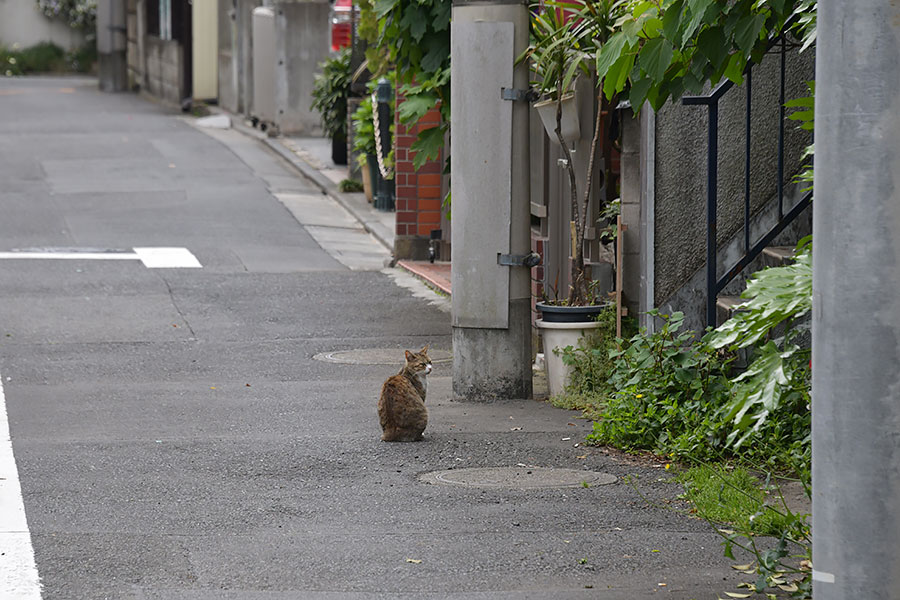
812, 0, 900, 597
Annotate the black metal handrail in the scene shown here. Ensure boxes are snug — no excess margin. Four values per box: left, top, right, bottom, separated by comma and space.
682, 22, 813, 328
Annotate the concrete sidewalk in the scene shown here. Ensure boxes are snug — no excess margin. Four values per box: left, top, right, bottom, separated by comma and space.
223, 114, 453, 295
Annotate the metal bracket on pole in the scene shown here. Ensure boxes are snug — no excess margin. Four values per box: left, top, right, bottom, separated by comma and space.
500, 87, 539, 102
497, 252, 541, 268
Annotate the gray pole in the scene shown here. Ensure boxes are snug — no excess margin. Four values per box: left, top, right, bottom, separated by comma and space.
812, 1, 900, 597
97, 0, 128, 91
450, 0, 532, 401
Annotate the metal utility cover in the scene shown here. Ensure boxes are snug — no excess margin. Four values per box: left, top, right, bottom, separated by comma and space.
419, 467, 618, 489
450, 21, 514, 329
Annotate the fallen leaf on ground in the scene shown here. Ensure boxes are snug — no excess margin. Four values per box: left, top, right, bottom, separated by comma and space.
723, 593, 752, 598
731, 564, 754, 571
778, 583, 799, 593
406, 559, 422, 564
576, 455, 587, 459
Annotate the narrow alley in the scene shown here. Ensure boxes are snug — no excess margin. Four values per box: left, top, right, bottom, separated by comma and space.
2, 77, 747, 599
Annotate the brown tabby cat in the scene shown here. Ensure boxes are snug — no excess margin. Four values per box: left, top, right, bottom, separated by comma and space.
378, 346, 432, 442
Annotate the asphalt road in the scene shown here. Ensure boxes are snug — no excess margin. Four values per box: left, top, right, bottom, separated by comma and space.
0, 77, 751, 600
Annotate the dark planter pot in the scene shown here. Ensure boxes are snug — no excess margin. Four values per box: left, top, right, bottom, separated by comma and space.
536, 302, 609, 323
332, 134, 348, 165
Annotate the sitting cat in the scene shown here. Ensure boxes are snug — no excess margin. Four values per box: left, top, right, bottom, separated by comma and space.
378, 346, 432, 442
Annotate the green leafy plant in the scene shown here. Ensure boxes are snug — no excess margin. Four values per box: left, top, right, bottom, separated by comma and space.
704, 239, 812, 450
311, 47, 352, 139
351, 77, 394, 173
373, 0, 450, 169
521, 0, 625, 305
592, 0, 815, 111
1, 41, 93, 76
351, 94, 376, 160
338, 179, 365, 193
587, 311, 734, 458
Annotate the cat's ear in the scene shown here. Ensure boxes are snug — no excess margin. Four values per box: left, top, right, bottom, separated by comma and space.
421, 344, 429, 355
405, 350, 414, 361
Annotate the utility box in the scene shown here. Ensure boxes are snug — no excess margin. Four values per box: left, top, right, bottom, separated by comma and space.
251, 6, 276, 129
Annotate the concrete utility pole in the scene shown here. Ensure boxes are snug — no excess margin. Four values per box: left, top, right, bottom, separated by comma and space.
813, 1, 900, 597
450, 0, 533, 401
96, 0, 127, 91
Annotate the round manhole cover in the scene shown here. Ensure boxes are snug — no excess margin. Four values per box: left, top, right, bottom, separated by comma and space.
419, 467, 617, 489
313, 348, 452, 365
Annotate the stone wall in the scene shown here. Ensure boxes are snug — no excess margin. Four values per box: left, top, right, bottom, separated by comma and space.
273, 0, 330, 135
144, 35, 183, 106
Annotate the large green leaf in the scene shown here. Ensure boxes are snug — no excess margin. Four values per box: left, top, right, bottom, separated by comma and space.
411, 125, 446, 170
596, 31, 629, 80
639, 37, 674, 81
682, 0, 715, 43
733, 13, 766, 56
662, 0, 686, 47
705, 242, 813, 351
398, 93, 438, 125
374, 0, 399, 18
696, 25, 728, 69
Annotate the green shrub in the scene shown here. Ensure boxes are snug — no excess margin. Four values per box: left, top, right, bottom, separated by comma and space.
1, 41, 96, 76
338, 179, 364, 193
586, 310, 734, 459
311, 47, 352, 139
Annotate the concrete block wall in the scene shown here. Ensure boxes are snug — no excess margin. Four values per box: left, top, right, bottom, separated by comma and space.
144, 36, 183, 106
393, 104, 446, 260
273, 0, 330, 135
127, 0, 140, 88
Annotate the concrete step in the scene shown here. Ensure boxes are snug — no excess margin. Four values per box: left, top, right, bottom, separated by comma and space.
716, 295, 746, 327
762, 245, 796, 268
716, 245, 799, 325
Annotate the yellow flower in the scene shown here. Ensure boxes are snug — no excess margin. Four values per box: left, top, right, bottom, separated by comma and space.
635, 394, 644, 399
665, 463, 671, 470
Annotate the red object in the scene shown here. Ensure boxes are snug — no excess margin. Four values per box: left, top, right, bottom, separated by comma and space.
331, 0, 353, 52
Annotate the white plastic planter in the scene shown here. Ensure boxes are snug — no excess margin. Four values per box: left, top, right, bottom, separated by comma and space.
533, 93, 580, 145
535, 318, 602, 398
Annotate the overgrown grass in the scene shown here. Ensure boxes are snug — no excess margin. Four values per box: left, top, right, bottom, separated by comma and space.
1, 41, 96, 76
338, 179, 365, 193
677, 465, 794, 537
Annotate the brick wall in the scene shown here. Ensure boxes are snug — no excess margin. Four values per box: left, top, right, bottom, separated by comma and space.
393, 102, 444, 260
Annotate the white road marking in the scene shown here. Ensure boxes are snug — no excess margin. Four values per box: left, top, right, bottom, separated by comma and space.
0, 248, 202, 269
0, 373, 43, 599
132, 247, 202, 269
0, 252, 136, 261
